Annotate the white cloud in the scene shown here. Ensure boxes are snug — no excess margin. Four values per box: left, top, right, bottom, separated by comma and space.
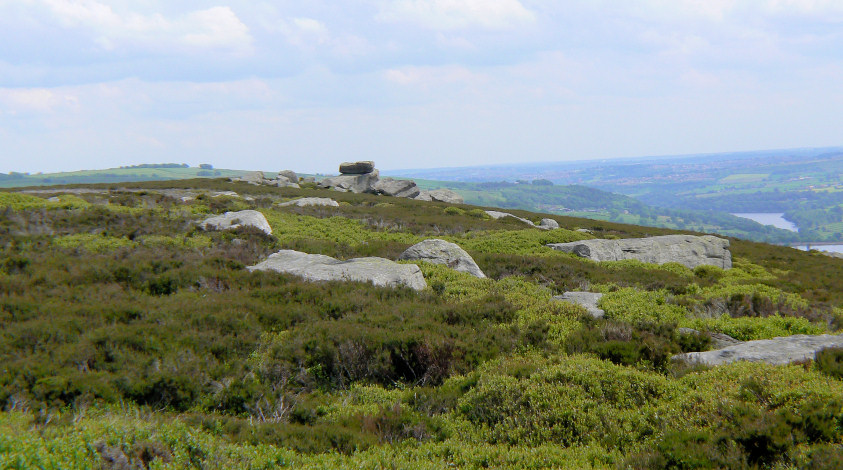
0, 87, 78, 114
384, 65, 487, 88
379, 0, 536, 30
37, 1, 253, 54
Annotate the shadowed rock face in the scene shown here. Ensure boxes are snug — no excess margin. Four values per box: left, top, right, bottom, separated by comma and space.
673, 334, 843, 366
398, 239, 485, 278
201, 210, 272, 235
552, 292, 604, 318
248, 250, 427, 291
547, 235, 732, 269
374, 178, 420, 198
339, 161, 375, 174
317, 170, 380, 194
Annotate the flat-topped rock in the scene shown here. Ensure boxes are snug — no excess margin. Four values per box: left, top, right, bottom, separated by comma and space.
248, 250, 427, 291
673, 334, 843, 366
552, 292, 604, 318
547, 235, 732, 269
339, 161, 375, 175
375, 178, 420, 199
279, 197, 339, 208
201, 210, 272, 235
398, 239, 486, 278
485, 210, 535, 226
416, 189, 464, 204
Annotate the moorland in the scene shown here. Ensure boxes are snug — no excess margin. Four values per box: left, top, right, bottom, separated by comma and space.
2, 177, 843, 469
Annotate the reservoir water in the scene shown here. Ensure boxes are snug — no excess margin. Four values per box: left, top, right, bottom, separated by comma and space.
731, 213, 799, 232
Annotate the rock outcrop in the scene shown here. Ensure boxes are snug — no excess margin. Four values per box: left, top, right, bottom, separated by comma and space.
552, 292, 605, 318
547, 235, 732, 269
340, 161, 376, 174
248, 250, 427, 291
279, 197, 340, 208
416, 189, 464, 204
374, 178, 421, 199
398, 239, 486, 278
673, 334, 843, 366
539, 218, 560, 230
318, 169, 381, 194
485, 210, 558, 230
201, 210, 272, 235
233, 170, 300, 188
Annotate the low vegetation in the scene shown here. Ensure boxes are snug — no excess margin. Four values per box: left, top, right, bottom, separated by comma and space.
1, 178, 842, 469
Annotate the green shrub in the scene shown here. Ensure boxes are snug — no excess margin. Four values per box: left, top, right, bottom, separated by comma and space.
815, 347, 843, 380
443, 207, 465, 216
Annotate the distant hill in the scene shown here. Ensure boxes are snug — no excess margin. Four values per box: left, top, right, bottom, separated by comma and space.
0, 164, 249, 188
393, 146, 843, 242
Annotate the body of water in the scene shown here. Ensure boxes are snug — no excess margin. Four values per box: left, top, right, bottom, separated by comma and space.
731, 213, 799, 232
794, 244, 843, 254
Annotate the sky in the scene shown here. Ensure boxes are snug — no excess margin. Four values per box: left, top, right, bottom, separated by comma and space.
1, 0, 842, 174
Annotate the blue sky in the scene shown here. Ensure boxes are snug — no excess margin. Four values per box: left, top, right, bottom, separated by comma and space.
1, 0, 842, 173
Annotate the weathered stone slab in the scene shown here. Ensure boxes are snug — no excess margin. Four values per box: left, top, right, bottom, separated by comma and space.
375, 178, 420, 198
547, 235, 732, 269
552, 292, 604, 318
279, 197, 340, 208
339, 161, 375, 175
201, 210, 272, 235
416, 189, 464, 204
398, 239, 486, 278
248, 250, 427, 290
539, 218, 560, 229
673, 334, 843, 366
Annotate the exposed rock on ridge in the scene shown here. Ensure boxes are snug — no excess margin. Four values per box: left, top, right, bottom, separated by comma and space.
201, 210, 272, 235
248, 250, 427, 291
673, 334, 843, 366
547, 235, 732, 269
398, 239, 486, 278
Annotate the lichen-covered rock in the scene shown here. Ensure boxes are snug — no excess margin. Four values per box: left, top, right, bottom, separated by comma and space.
279, 197, 339, 208
339, 161, 375, 175
278, 170, 298, 182
248, 250, 427, 290
539, 218, 559, 229
201, 210, 272, 235
673, 334, 843, 366
318, 170, 380, 194
416, 189, 464, 204
233, 171, 265, 185
552, 292, 604, 318
547, 235, 732, 269
374, 178, 420, 198
398, 239, 485, 278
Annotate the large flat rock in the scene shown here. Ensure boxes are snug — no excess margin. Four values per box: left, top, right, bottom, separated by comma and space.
547, 235, 732, 269
248, 250, 427, 291
673, 334, 843, 366
279, 197, 339, 208
201, 210, 272, 235
398, 239, 486, 278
